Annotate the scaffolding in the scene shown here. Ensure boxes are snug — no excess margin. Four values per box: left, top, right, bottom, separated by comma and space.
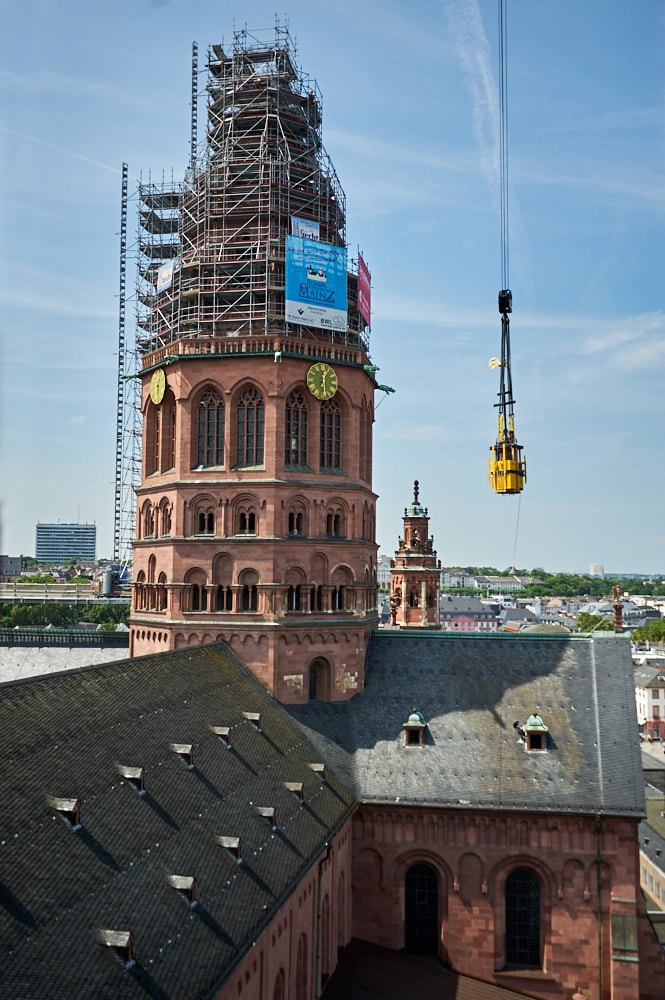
113, 164, 141, 573
136, 23, 368, 359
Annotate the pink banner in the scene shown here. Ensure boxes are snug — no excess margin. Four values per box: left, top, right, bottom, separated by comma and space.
358, 254, 371, 328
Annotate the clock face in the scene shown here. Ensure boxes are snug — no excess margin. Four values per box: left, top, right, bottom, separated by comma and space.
150, 368, 166, 404
306, 362, 338, 400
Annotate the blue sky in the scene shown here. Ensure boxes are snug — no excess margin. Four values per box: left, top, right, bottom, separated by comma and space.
1, 0, 664, 574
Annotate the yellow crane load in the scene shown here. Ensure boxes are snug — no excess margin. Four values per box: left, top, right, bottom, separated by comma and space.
488, 290, 526, 495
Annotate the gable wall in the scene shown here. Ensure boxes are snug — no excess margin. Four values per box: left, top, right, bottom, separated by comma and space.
351, 805, 663, 1000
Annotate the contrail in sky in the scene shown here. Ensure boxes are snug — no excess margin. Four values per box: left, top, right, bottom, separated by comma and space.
0, 125, 136, 179
443, 0, 500, 199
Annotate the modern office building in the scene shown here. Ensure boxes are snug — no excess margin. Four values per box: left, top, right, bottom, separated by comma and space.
34, 522, 96, 563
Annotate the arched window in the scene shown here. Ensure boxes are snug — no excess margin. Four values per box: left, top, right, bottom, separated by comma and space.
197, 390, 225, 467
143, 503, 155, 539
288, 510, 305, 536
505, 869, 540, 968
285, 391, 308, 466
321, 894, 331, 981
272, 970, 285, 1000
191, 583, 207, 612
161, 393, 176, 471
287, 584, 301, 611
405, 864, 438, 955
157, 572, 167, 610
159, 500, 172, 536
236, 386, 264, 466
320, 399, 341, 470
242, 584, 258, 611
326, 509, 344, 537
197, 510, 214, 534
238, 509, 256, 534
216, 585, 233, 611
408, 589, 419, 608
331, 585, 344, 612
295, 934, 307, 1000
309, 659, 330, 701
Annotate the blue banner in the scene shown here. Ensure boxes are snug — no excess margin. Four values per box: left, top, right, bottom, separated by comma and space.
285, 236, 347, 332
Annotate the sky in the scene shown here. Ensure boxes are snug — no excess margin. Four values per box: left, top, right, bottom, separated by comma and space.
1, 0, 664, 574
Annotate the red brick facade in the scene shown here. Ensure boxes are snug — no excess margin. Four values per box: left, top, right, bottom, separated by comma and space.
130, 348, 379, 701
351, 805, 665, 1000
213, 819, 353, 1000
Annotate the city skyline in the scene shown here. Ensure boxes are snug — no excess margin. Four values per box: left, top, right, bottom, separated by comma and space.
1, 0, 664, 572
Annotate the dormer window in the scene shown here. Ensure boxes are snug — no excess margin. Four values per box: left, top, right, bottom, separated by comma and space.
403, 709, 427, 748
522, 713, 549, 752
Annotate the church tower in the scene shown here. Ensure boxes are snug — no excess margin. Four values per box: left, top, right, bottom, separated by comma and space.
389, 481, 441, 628
130, 26, 379, 703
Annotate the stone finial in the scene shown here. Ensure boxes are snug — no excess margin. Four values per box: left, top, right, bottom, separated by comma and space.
413, 480, 420, 504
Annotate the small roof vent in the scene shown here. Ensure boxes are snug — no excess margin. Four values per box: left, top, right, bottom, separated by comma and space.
210, 725, 232, 747
284, 781, 304, 803
254, 805, 277, 829
242, 711, 262, 731
166, 874, 197, 907
170, 743, 194, 768
96, 928, 135, 969
46, 795, 81, 831
216, 835, 242, 862
515, 713, 549, 752
403, 708, 427, 747
309, 763, 326, 782
116, 765, 145, 794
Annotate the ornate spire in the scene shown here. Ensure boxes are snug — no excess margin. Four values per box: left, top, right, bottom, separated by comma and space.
413, 480, 420, 505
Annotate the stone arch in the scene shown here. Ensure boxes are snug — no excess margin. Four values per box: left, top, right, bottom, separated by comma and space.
191, 492, 217, 536
184, 566, 208, 612
308, 657, 331, 701
233, 492, 259, 535
458, 851, 484, 902
158, 497, 172, 536
190, 382, 225, 469
324, 495, 349, 538
238, 567, 259, 612
286, 493, 309, 537
233, 382, 265, 468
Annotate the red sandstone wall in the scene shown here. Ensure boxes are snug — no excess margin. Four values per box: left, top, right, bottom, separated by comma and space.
351, 806, 657, 1000
213, 820, 353, 1000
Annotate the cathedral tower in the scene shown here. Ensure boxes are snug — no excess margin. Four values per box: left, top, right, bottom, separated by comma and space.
389, 481, 441, 628
130, 26, 379, 702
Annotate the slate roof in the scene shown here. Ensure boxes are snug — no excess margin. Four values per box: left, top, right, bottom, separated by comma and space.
634, 665, 665, 689
288, 631, 645, 816
0, 642, 355, 999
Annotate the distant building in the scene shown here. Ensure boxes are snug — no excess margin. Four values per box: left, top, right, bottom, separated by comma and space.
377, 555, 392, 588
439, 595, 498, 632
0, 555, 22, 581
590, 563, 604, 576
635, 665, 665, 741
34, 523, 96, 563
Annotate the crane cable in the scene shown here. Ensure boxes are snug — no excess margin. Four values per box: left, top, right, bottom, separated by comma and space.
498, 0, 509, 291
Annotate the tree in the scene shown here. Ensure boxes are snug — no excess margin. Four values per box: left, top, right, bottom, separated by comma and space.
576, 612, 614, 633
